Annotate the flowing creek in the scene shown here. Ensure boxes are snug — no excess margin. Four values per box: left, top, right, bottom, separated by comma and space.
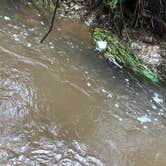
0, 1, 166, 166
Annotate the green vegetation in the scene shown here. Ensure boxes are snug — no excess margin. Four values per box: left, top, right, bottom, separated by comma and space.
93, 28, 160, 84
107, 0, 119, 9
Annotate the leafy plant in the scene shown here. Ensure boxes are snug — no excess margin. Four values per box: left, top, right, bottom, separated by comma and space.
93, 28, 160, 84
107, 0, 119, 9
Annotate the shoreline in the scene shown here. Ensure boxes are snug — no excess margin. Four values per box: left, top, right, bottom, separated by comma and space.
32, 0, 166, 85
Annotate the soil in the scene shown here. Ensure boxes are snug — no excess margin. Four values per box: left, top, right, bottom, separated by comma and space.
128, 29, 166, 82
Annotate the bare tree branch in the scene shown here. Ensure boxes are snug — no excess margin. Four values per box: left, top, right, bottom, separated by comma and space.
40, 0, 60, 43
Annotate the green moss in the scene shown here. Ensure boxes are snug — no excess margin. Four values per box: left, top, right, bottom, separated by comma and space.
93, 28, 160, 85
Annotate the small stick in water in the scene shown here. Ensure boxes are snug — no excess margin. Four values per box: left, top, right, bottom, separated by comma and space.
40, 0, 60, 43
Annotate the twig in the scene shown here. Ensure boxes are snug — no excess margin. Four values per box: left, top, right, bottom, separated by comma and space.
40, 0, 60, 43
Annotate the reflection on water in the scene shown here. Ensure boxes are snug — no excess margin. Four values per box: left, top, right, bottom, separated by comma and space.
0, 1, 166, 165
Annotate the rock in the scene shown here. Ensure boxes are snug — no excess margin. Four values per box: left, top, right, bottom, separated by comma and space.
151, 52, 161, 58
149, 52, 161, 64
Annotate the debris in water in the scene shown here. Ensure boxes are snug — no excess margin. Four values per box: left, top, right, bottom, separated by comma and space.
96, 40, 107, 52
107, 56, 123, 68
4, 16, 11, 21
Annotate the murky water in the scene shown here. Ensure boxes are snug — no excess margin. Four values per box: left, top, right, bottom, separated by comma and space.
0, 1, 166, 166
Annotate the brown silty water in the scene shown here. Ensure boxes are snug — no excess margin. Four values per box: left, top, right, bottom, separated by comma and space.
0, 1, 166, 166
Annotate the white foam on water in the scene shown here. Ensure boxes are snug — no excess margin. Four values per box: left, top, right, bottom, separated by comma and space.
27, 43, 32, 47
137, 115, 151, 123
152, 93, 163, 104
87, 82, 91, 87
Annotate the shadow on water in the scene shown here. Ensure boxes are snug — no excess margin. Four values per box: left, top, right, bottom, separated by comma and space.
0, 1, 166, 165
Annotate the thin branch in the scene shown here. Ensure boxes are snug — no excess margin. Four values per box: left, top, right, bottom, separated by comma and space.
40, 0, 60, 43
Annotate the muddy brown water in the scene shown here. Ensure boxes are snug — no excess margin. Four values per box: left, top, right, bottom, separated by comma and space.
0, 1, 166, 166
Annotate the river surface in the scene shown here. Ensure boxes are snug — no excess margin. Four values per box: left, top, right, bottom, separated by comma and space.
0, 1, 166, 166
